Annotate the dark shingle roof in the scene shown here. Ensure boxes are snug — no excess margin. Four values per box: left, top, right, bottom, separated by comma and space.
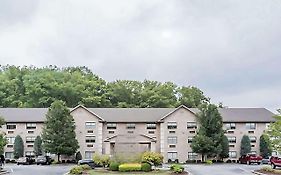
0, 107, 275, 123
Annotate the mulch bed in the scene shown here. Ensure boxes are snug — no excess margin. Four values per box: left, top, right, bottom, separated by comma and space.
256, 170, 281, 175
170, 171, 189, 175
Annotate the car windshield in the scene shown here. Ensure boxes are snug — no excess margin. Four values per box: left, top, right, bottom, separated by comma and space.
37, 156, 45, 159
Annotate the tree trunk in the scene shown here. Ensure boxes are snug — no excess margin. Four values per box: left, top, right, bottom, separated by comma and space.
202, 154, 205, 162
57, 153, 60, 163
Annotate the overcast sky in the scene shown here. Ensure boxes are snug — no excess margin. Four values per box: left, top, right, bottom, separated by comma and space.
0, 0, 280, 112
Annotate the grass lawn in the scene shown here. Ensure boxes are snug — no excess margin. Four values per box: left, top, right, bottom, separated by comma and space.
87, 169, 171, 175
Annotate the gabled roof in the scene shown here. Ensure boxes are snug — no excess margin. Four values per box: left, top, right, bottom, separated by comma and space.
158, 105, 196, 122
70, 105, 105, 121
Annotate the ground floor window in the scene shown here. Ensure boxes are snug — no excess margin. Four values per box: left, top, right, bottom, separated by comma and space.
25, 151, 35, 157
229, 151, 237, 158
5, 152, 13, 159
85, 151, 95, 159
188, 152, 198, 160
167, 152, 177, 160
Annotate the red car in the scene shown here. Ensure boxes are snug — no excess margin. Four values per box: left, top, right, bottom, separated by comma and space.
239, 154, 262, 165
270, 156, 281, 169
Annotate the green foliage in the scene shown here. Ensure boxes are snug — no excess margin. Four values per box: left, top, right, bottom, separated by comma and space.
141, 152, 163, 166
260, 134, 272, 158
219, 135, 229, 159
118, 163, 142, 172
34, 136, 43, 156
0, 117, 5, 126
109, 162, 120, 171
205, 160, 213, 165
170, 164, 184, 173
42, 100, 79, 162
93, 154, 110, 168
267, 110, 281, 153
0, 65, 209, 108
141, 163, 152, 172
80, 164, 91, 170
75, 151, 82, 162
69, 164, 91, 175
240, 135, 251, 156
0, 133, 7, 155
14, 135, 24, 159
191, 104, 224, 161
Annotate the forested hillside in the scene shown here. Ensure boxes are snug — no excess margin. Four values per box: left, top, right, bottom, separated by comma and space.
0, 65, 209, 108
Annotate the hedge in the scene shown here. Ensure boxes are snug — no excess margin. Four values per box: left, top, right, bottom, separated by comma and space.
109, 162, 120, 171
141, 163, 152, 172
119, 163, 142, 172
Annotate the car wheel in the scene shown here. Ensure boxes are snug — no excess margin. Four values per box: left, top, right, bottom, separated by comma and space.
17, 163, 19, 165
248, 161, 251, 165
257, 162, 261, 165
272, 163, 276, 169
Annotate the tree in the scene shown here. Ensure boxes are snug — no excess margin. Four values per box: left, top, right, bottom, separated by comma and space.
240, 135, 251, 156
14, 135, 24, 159
0, 116, 7, 155
42, 100, 79, 162
191, 104, 225, 161
141, 152, 164, 167
75, 151, 82, 162
34, 136, 43, 156
260, 134, 272, 158
177, 86, 210, 108
267, 109, 281, 153
219, 135, 229, 160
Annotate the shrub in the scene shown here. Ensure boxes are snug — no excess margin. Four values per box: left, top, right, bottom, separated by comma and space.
119, 163, 142, 172
69, 165, 83, 175
109, 162, 120, 171
205, 160, 213, 165
141, 163, 152, 172
141, 152, 163, 166
93, 154, 110, 168
170, 164, 184, 173
80, 164, 91, 171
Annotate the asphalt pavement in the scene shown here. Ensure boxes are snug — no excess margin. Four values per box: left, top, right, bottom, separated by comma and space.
2, 164, 74, 175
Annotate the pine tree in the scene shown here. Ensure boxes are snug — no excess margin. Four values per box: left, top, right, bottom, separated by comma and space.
191, 104, 225, 161
34, 136, 43, 156
260, 134, 272, 158
14, 135, 24, 159
219, 135, 229, 160
42, 100, 79, 162
240, 135, 251, 156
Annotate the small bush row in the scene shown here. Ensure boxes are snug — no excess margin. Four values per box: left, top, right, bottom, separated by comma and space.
69, 164, 91, 175
119, 163, 142, 172
170, 164, 184, 174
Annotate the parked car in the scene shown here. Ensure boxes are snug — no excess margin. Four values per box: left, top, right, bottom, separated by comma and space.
17, 157, 34, 165
78, 159, 95, 169
261, 156, 271, 165
270, 156, 281, 169
238, 154, 262, 165
36, 156, 52, 165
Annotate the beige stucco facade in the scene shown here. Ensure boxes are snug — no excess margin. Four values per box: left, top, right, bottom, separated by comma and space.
0, 106, 272, 163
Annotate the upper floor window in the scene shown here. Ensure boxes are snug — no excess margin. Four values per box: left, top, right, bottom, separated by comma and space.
85, 136, 96, 143
85, 122, 96, 129
246, 123, 256, 130
167, 122, 177, 129
6, 124, 16, 130
6, 137, 15, 144
26, 123, 36, 129
146, 123, 156, 129
107, 123, 117, 129
249, 136, 257, 143
225, 123, 236, 130
227, 136, 236, 143
187, 136, 193, 143
26, 136, 36, 143
265, 123, 271, 130
187, 122, 197, 129
126, 123, 135, 129
167, 136, 177, 144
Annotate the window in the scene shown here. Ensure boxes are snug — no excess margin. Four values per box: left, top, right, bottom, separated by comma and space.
107, 123, 117, 129
266, 123, 271, 130
85, 136, 96, 143
87, 144, 94, 148
229, 151, 237, 158
108, 131, 115, 134
6, 137, 15, 144
246, 123, 256, 129
27, 131, 34, 134
87, 130, 94, 134
6, 124, 16, 130
7, 131, 14, 134
167, 136, 177, 144
26, 123, 36, 129
27, 145, 33, 148
249, 136, 256, 143
167, 122, 177, 129
169, 145, 176, 148
227, 130, 234, 134
7, 145, 13, 148
187, 122, 197, 129
25, 151, 34, 157
229, 145, 235, 148
85, 122, 96, 129
189, 130, 196, 134
167, 152, 177, 160
187, 137, 193, 143
126, 123, 136, 129
188, 152, 198, 160
5, 152, 13, 159
128, 131, 134, 134
85, 151, 95, 159
146, 123, 156, 129
26, 136, 36, 143
225, 123, 236, 130
169, 131, 176, 134
148, 131, 155, 134
227, 136, 236, 143
251, 151, 257, 154
248, 131, 254, 134
251, 144, 255, 147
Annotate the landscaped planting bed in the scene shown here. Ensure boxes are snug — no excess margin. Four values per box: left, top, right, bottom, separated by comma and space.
255, 166, 281, 175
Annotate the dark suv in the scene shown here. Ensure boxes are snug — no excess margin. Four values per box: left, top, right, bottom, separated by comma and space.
78, 159, 95, 169
36, 156, 52, 165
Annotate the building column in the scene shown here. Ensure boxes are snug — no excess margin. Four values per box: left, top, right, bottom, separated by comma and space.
160, 122, 165, 161
104, 142, 111, 155
98, 122, 103, 154
151, 142, 156, 152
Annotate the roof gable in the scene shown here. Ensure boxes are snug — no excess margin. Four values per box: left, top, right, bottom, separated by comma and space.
70, 105, 105, 121
158, 105, 196, 122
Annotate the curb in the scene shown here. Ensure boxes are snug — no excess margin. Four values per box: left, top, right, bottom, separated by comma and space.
251, 170, 267, 175
0, 170, 9, 175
